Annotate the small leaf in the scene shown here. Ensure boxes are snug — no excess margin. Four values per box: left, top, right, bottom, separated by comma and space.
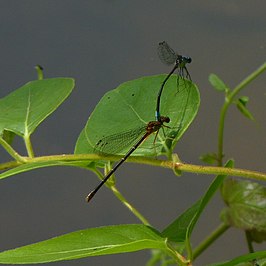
200, 152, 219, 164
238, 96, 249, 105
1, 130, 16, 145
0, 78, 74, 137
221, 179, 266, 237
236, 97, 255, 121
0, 225, 168, 264
209, 74, 229, 92
75, 75, 200, 158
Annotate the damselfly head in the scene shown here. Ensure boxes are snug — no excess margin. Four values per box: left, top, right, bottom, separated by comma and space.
184, 56, 192, 64
159, 116, 170, 124
177, 55, 192, 66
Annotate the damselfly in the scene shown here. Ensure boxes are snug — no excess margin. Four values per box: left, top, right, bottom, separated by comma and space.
156, 41, 192, 121
86, 116, 170, 202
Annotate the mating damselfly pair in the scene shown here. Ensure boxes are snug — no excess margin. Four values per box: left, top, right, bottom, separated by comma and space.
82, 41, 193, 202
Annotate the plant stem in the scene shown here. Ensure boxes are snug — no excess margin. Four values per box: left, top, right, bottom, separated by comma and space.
110, 185, 150, 225
24, 135, 35, 158
166, 242, 191, 266
35, 65, 44, 80
217, 62, 266, 166
0, 137, 26, 162
1, 154, 265, 181
172, 162, 266, 181
228, 62, 266, 102
245, 231, 255, 253
90, 165, 150, 225
192, 223, 229, 260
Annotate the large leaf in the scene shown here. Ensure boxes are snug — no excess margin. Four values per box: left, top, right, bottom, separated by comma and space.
0, 224, 168, 264
0, 160, 94, 180
162, 160, 234, 243
0, 78, 74, 137
75, 75, 200, 157
221, 178, 266, 242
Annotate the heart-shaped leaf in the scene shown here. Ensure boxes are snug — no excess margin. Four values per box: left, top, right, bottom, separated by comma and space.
75, 75, 200, 157
0, 78, 74, 137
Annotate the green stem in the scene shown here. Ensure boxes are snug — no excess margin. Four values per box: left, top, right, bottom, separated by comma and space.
90, 165, 150, 225
217, 103, 227, 166
245, 232, 259, 265
245, 231, 255, 253
186, 238, 193, 262
35, 65, 44, 80
166, 242, 190, 266
217, 62, 266, 166
228, 62, 266, 101
0, 137, 26, 162
110, 185, 150, 225
24, 135, 35, 158
173, 162, 266, 181
1, 154, 265, 181
193, 223, 229, 260
0, 160, 21, 170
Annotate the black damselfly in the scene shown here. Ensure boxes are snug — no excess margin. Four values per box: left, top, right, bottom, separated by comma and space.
86, 116, 170, 202
156, 41, 192, 121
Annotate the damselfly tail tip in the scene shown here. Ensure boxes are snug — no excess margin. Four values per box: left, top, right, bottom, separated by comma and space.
85, 191, 96, 203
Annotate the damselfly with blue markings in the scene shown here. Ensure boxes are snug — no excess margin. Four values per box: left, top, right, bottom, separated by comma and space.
156, 41, 192, 121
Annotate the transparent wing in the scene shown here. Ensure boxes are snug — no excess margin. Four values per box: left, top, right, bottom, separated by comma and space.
157, 41, 178, 65
94, 125, 147, 155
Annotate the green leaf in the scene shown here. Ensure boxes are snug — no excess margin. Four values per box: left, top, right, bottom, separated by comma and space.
0, 224, 168, 264
236, 97, 255, 121
200, 152, 219, 164
238, 96, 249, 105
0, 78, 74, 137
0, 160, 94, 180
74, 128, 91, 154
162, 160, 234, 243
221, 178, 266, 240
162, 199, 202, 243
209, 74, 229, 92
207, 250, 266, 266
75, 75, 200, 157
1, 130, 16, 145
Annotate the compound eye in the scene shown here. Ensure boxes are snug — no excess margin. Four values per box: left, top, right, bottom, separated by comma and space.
186, 57, 192, 63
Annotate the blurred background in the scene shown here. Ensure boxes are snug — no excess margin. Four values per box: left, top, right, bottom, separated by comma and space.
0, 1, 265, 265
